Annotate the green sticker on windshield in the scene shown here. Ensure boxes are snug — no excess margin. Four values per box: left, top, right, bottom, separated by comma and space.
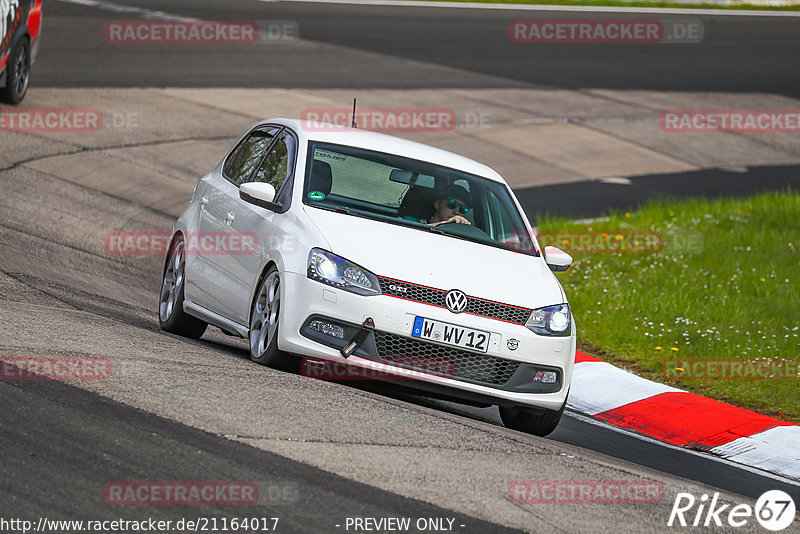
308, 191, 326, 201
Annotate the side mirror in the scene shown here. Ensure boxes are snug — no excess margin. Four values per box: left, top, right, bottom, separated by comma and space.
240, 182, 278, 210
544, 246, 572, 272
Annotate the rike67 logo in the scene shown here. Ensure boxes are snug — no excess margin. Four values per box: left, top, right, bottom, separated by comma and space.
669, 490, 796, 531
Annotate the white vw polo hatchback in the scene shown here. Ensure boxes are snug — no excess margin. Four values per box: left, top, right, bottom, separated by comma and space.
160, 118, 576, 436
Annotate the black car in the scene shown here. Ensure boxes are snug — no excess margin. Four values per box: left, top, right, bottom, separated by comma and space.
1, 0, 41, 104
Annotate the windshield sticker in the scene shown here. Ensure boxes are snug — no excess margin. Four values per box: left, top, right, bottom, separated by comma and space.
308, 191, 326, 201
314, 149, 346, 162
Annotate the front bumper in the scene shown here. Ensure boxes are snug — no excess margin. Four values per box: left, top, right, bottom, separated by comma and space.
279, 271, 575, 411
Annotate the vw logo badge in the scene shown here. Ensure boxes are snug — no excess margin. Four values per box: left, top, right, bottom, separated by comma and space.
445, 290, 468, 314
507, 338, 519, 351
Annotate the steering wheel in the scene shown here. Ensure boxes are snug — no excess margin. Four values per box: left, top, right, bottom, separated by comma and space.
435, 222, 494, 241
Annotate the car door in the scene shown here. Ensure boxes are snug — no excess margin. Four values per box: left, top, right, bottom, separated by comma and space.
191, 126, 281, 320
222, 129, 298, 325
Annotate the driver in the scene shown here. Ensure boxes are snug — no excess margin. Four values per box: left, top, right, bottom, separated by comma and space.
403, 184, 472, 227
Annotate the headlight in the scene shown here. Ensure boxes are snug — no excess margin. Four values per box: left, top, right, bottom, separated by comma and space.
525, 304, 571, 336
307, 248, 382, 296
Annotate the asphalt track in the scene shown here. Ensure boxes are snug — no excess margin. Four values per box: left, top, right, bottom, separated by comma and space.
1, 376, 520, 533
41, 0, 800, 96
517, 164, 800, 220
2, 0, 800, 532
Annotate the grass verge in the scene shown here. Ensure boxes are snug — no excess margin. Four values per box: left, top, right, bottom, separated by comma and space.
538, 190, 800, 421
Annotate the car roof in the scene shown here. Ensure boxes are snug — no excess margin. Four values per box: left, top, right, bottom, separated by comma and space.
260, 118, 507, 184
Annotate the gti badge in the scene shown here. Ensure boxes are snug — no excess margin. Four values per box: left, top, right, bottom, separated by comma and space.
507, 338, 519, 351
445, 290, 468, 313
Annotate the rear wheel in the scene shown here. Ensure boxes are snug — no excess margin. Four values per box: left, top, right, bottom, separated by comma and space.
499, 394, 567, 437
159, 236, 207, 339
1, 37, 31, 105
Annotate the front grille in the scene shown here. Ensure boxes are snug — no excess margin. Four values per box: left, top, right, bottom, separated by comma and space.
374, 331, 521, 386
377, 276, 531, 325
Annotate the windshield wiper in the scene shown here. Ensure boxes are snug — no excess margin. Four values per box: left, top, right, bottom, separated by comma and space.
313, 203, 352, 215
426, 226, 446, 235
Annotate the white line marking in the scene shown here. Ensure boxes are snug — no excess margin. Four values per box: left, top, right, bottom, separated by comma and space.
566, 411, 800, 487
54, 0, 198, 21
267, 0, 800, 17
598, 176, 633, 184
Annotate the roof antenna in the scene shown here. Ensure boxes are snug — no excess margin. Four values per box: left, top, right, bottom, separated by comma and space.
351, 98, 358, 129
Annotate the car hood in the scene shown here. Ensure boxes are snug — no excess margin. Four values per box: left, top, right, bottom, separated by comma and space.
303, 206, 565, 310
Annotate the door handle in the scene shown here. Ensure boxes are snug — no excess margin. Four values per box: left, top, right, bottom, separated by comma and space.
225, 212, 235, 225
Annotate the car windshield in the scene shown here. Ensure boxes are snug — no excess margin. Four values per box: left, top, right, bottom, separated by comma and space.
302, 141, 539, 256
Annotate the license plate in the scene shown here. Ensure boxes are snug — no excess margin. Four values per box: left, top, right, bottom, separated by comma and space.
411, 316, 489, 353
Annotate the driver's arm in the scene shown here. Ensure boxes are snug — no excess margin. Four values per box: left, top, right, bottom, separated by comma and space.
430, 216, 470, 226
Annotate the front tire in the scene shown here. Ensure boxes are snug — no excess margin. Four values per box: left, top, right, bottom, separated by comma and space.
249, 266, 289, 368
1, 37, 31, 105
159, 236, 207, 339
499, 394, 567, 437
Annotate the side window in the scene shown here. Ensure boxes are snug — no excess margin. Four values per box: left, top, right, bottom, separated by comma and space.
486, 189, 513, 240
484, 188, 533, 251
251, 133, 295, 193
224, 129, 279, 185
223, 136, 249, 177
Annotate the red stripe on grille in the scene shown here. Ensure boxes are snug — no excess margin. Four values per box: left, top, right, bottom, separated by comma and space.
377, 276, 532, 314
381, 293, 446, 309
378, 275, 445, 294
380, 292, 527, 325
465, 295, 531, 311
